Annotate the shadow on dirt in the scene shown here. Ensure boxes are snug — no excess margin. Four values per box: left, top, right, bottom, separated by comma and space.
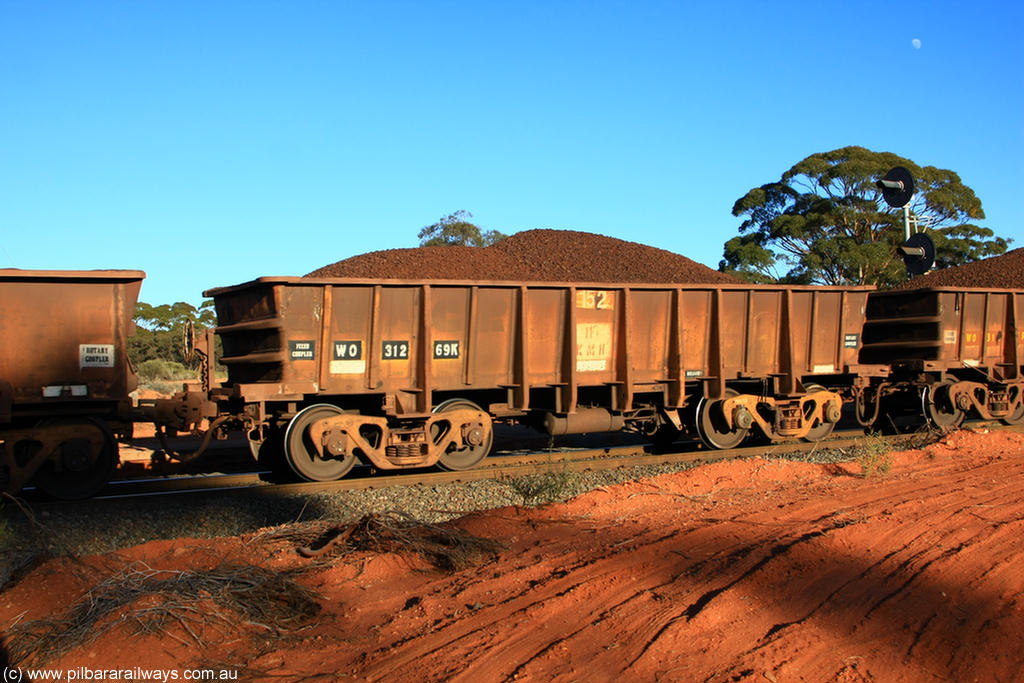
351, 498, 1022, 683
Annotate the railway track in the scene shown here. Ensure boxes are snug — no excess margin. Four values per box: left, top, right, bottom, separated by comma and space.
20, 421, 1018, 506
7, 422, 1019, 570
68, 426, 922, 500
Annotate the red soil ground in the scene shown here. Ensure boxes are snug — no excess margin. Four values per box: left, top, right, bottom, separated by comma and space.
3, 428, 1023, 683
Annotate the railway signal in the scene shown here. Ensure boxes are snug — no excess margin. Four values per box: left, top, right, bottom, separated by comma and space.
877, 166, 935, 277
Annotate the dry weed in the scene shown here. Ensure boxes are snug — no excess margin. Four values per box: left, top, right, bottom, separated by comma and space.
258, 511, 505, 571
7, 561, 322, 668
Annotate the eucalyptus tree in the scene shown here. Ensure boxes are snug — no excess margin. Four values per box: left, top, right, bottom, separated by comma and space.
720, 146, 1008, 287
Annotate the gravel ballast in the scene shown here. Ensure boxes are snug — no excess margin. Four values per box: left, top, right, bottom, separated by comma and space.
0, 462, 692, 588
2, 463, 695, 562
0, 437, 866, 591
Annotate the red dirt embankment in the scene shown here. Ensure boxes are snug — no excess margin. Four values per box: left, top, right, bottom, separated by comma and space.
307, 229, 740, 284
3, 429, 1024, 682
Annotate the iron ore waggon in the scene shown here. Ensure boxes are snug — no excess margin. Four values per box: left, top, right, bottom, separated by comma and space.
858, 286, 1024, 428
0, 269, 145, 499
183, 277, 878, 482
8, 269, 1021, 500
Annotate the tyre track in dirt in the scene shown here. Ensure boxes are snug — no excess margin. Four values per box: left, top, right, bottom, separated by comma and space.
330, 442, 1024, 683
626, 454, 1024, 683
355, 525, 691, 683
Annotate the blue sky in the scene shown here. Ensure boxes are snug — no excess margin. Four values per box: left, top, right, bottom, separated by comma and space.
2, 1, 1021, 307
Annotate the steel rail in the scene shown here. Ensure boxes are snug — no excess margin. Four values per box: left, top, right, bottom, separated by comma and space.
32, 422, 1022, 503
83, 428, 877, 499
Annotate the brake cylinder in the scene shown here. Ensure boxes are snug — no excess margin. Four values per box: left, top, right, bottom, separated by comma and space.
542, 408, 625, 435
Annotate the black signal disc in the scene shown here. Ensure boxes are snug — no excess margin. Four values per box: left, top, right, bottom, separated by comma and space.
903, 232, 936, 276
879, 166, 915, 208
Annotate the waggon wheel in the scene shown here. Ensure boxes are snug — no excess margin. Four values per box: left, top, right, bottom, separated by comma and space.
922, 381, 966, 430
32, 418, 118, 500
432, 399, 493, 471
1001, 401, 1024, 426
802, 384, 837, 442
695, 389, 749, 450
999, 386, 1024, 425
284, 404, 357, 481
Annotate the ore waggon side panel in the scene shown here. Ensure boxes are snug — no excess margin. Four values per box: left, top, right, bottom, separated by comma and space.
0, 269, 145, 498
0, 269, 144, 420
861, 287, 1023, 370
207, 278, 873, 411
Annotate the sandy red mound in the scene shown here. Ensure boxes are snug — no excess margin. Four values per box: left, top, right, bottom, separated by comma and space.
4, 428, 1024, 683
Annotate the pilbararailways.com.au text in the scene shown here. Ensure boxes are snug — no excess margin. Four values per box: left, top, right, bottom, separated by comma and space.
4, 667, 238, 682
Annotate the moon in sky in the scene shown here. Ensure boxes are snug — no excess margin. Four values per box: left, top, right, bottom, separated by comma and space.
912, 38, 922, 49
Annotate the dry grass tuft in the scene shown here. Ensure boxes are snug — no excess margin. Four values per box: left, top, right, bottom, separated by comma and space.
892, 422, 946, 451
257, 511, 504, 570
7, 562, 321, 667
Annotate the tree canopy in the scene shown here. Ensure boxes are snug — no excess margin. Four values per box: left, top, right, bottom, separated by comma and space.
129, 300, 216, 367
418, 210, 507, 247
134, 301, 216, 331
719, 146, 1009, 287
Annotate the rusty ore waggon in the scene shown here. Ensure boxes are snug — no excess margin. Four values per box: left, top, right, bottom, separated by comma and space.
182, 277, 877, 482
3, 271, 1024, 499
857, 287, 1024, 429
0, 269, 144, 499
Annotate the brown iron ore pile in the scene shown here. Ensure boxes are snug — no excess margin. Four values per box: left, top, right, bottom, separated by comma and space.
897, 247, 1024, 289
306, 229, 740, 284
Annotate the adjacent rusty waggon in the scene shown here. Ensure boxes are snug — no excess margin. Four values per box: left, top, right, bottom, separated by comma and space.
858, 287, 1024, 429
0, 269, 144, 498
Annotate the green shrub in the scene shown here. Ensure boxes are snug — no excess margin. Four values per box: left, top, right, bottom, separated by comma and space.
505, 460, 572, 506
137, 359, 195, 383
853, 432, 893, 477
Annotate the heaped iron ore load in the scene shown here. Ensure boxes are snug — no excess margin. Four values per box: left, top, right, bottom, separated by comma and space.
306, 229, 742, 284
199, 276, 873, 481
0, 269, 145, 498
895, 248, 1024, 290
